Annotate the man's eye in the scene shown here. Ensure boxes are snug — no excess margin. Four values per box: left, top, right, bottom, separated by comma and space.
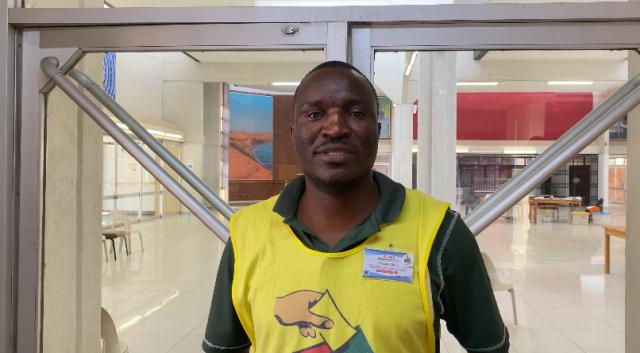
351, 111, 365, 119
307, 112, 322, 120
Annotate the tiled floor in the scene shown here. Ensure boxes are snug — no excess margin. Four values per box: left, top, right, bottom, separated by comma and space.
102, 204, 626, 353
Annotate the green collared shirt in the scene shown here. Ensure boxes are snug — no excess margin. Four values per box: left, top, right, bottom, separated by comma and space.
203, 171, 509, 353
273, 171, 406, 252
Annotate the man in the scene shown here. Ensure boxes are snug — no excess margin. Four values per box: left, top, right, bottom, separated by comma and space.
203, 61, 509, 353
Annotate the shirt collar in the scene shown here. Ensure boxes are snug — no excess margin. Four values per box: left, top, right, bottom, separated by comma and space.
272, 170, 406, 225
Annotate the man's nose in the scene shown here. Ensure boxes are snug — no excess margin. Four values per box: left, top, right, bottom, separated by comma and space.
322, 110, 350, 137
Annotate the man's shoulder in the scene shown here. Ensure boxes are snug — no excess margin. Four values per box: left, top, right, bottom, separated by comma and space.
232, 194, 281, 221
404, 188, 449, 207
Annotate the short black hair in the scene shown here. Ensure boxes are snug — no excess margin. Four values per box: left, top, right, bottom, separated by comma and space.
293, 60, 379, 113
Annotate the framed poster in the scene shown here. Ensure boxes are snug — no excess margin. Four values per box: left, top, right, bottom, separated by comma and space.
377, 96, 392, 139
229, 91, 273, 180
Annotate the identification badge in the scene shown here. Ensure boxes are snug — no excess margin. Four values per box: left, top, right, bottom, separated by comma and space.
362, 248, 414, 283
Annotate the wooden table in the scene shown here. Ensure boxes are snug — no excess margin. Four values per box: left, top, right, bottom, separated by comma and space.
603, 225, 626, 274
528, 198, 582, 224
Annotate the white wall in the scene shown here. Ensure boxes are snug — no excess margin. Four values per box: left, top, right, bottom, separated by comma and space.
455, 51, 627, 85
163, 81, 204, 143
373, 52, 407, 103
163, 81, 205, 209
115, 53, 164, 121
162, 61, 317, 84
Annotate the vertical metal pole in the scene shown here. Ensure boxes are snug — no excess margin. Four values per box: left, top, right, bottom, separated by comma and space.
138, 142, 143, 222
17, 31, 44, 353
0, 11, 16, 353
350, 28, 373, 80
327, 22, 348, 62
114, 143, 119, 212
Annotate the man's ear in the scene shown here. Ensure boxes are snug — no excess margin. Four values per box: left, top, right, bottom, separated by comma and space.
290, 124, 295, 149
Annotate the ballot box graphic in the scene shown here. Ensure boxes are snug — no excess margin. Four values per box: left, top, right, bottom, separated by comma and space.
274, 289, 374, 353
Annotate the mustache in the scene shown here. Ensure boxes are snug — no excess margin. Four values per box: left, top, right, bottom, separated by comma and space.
314, 138, 355, 151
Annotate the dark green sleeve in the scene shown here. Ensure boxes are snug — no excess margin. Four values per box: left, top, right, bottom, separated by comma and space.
429, 210, 509, 353
202, 242, 251, 353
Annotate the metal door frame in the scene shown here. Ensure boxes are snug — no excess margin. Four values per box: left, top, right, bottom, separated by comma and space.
6, 3, 640, 353
11, 20, 339, 353
351, 22, 640, 80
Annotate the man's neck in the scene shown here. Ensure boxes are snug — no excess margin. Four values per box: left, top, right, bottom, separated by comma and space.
296, 173, 379, 248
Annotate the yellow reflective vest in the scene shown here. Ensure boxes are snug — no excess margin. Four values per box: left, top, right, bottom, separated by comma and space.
231, 188, 449, 353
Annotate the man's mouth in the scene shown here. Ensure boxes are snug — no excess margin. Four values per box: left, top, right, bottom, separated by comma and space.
315, 148, 355, 163
315, 145, 355, 155
321, 149, 353, 156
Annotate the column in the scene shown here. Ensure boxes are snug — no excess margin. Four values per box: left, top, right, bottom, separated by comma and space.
391, 104, 414, 188
597, 132, 609, 208
203, 82, 222, 203
416, 52, 457, 205
42, 54, 103, 353
594, 92, 610, 208
627, 50, 640, 352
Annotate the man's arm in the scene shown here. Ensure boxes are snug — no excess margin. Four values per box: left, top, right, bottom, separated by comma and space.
202, 242, 252, 353
436, 211, 509, 353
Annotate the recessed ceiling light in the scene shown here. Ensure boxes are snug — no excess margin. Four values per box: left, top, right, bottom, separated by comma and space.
456, 82, 499, 86
405, 51, 418, 77
271, 81, 300, 86
547, 81, 593, 85
503, 149, 536, 154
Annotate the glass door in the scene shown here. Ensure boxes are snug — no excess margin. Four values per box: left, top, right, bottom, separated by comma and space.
352, 24, 634, 353
15, 20, 335, 353
10, 6, 640, 353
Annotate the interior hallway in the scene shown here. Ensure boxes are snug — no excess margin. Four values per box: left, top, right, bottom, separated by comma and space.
102, 206, 626, 353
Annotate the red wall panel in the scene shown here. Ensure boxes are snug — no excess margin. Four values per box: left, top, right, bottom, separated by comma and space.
412, 92, 593, 140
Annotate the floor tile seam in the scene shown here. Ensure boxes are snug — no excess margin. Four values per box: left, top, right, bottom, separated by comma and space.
585, 313, 625, 335
554, 293, 619, 332
517, 300, 587, 349
184, 317, 208, 337
551, 327, 610, 352
158, 317, 203, 353
122, 315, 203, 339
102, 254, 215, 325
175, 255, 220, 278
107, 284, 204, 331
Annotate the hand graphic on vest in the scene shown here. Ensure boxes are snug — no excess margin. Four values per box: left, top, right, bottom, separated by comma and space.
274, 290, 335, 338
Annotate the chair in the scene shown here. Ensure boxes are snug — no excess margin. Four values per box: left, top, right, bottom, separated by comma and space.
102, 230, 128, 262
570, 211, 590, 225
481, 252, 518, 325
101, 307, 129, 353
539, 206, 559, 221
109, 209, 144, 254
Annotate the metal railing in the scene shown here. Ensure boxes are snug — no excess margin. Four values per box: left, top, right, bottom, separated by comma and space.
69, 69, 234, 220
465, 74, 640, 235
42, 55, 640, 240
41, 57, 230, 243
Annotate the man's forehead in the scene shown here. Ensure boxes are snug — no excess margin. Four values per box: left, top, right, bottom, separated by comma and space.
296, 67, 375, 101
302, 67, 359, 86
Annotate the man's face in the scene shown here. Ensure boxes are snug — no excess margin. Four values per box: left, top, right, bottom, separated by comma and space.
292, 67, 379, 189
